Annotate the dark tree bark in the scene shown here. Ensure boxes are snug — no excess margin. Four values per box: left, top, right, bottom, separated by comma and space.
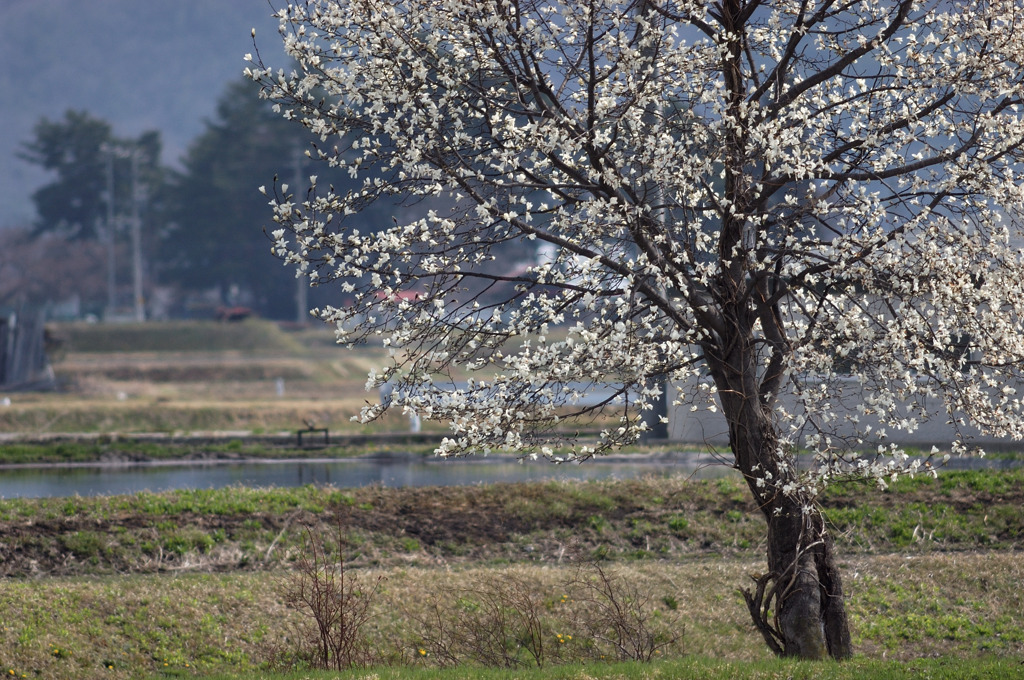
707, 337, 852, 660
761, 496, 852, 658
701, 0, 854, 656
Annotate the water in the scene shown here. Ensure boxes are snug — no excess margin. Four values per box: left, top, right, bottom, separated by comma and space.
0, 453, 734, 499
0, 450, 1015, 499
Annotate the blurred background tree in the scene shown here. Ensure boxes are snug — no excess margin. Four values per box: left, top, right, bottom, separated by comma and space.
0, 228, 106, 311
13, 82, 415, 320
16, 110, 165, 318
162, 79, 307, 319
18, 110, 165, 242
162, 78, 408, 320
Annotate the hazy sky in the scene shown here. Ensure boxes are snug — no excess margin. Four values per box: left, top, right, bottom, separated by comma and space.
0, 0, 284, 228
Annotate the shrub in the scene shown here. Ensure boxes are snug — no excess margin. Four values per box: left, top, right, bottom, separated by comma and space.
566, 561, 684, 662
410, 569, 560, 668
407, 561, 684, 668
280, 519, 384, 670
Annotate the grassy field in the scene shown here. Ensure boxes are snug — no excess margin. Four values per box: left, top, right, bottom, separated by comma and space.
0, 540, 1020, 679
0, 470, 1020, 577
1, 320, 411, 437
0, 321, 1021, 679
0, 473, 1020, 679
189, 656, 1024, 680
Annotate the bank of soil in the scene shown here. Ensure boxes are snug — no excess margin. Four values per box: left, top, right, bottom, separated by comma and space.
0, 472, 1020, 577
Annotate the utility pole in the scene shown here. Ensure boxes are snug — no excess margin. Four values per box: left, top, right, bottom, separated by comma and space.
103, 147, 118, 319
101, 142, 147, 322
130, 150, 145, 322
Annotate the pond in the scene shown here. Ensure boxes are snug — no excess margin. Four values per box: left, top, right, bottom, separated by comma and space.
0, 450, 1016, 499
0, 452, 736, 499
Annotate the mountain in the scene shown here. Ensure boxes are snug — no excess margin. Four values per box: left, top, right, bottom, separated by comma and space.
0, 0, 285, 227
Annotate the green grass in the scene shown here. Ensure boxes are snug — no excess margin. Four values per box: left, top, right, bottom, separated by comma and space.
183, 656, 1024, 680
0, 472, 1019, 579
0, 485, 355, 522
0, 439, 438, 465
821, 469, 1024, 551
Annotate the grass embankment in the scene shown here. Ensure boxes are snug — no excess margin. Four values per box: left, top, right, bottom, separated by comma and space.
3, 320, 414, 436
0, 439, 440, 466
0, 473, 1020, 679
7, 320, 539, 436
0, 438, 671, 466
0, 470, 1020, 577
6, 320, 602, 436
51, 320, 326, 355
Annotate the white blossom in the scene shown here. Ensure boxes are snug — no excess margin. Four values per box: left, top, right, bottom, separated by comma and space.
249, 0, 1024, 494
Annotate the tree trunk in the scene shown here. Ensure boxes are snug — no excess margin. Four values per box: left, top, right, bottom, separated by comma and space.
706, 0, 852, 655
708, 348, 852, 659
756, 497, 852, 659
726, 411, 853, 659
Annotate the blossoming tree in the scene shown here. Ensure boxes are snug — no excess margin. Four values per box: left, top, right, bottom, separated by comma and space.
249, 0, 1024, 659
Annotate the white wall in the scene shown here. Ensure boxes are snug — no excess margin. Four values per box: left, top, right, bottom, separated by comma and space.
667, 376, 1022, 451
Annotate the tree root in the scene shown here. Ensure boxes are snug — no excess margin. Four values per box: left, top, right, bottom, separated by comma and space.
741, 572, 784, 657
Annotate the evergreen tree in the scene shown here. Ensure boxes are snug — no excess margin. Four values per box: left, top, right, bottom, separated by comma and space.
165, 79, 394, 318
19, 109, 163, 242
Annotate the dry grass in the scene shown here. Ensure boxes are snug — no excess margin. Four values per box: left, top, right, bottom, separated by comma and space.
0, 320, 372, 435
0, 552, 1020, 680
3, 320, 625, 437
0, 396, 420, 437
5, 324, 416, 435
